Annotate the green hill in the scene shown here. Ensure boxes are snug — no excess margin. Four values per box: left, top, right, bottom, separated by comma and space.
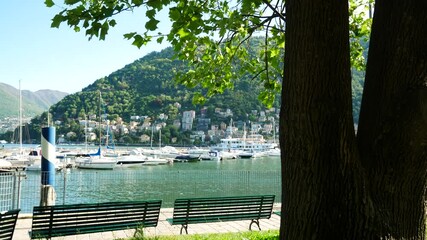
2, 38, 364, 143
0, 83, 68, 119
51, 46, 277, 123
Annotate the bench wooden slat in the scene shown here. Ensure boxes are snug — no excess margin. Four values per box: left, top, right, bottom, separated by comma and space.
31, 200, 161, 239
167, 195, 275, 234
0, 209, 20, 240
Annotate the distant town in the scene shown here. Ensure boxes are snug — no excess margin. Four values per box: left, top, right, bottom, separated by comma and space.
0, 106, 280, 146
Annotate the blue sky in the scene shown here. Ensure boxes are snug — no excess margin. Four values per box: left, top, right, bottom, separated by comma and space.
0, 1, 170, 93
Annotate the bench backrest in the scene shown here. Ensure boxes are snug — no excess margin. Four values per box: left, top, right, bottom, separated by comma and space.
31, 200, 161, 239
171, 195, 275, 224
0, 209, 20, 240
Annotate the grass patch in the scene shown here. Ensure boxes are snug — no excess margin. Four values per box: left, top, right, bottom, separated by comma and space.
124, 230, 279, 240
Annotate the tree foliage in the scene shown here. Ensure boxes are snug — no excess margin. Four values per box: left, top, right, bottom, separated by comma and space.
45, 0, 369, 108
44, 1, 427, 240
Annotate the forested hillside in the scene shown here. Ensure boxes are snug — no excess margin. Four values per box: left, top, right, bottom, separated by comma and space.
51, 44, 281, 124
1, 38, 365, 142
50, 44, 364, 125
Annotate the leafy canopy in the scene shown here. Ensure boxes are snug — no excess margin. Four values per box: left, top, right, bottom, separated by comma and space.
45, 0, 371, 107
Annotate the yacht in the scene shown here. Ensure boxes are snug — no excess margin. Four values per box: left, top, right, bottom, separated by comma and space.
211, 134, 277, 156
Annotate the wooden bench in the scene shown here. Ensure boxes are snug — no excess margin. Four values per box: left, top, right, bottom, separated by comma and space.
30, 200, 162, 239
167, 195, 275, 234
0, 209, 20, 240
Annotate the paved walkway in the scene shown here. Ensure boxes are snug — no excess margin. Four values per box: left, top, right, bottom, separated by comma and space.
13, 206, 281, 239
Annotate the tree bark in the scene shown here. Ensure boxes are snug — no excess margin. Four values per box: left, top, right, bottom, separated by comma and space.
280, 0, 371, 239
357, 0, 427, 239
281, 0, 427, 239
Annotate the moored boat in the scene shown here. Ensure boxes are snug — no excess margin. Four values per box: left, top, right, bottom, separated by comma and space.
75, 156, 117, 170
75, 147, 117, 170
174, 154, 201, 162
200, 150, 222, 161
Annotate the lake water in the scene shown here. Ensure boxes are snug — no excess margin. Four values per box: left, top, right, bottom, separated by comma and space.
3, 145, 282, 213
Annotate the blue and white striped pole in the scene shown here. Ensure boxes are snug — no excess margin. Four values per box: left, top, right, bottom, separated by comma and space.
40, 126, 56, 206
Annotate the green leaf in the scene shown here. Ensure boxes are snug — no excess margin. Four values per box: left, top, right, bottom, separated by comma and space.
169, 8, 180, 21
156, 36, 164, 44
123, 32, 137, 40
44, 0, 54, 8
109, 19, 117, 27
146, 0, 163, 10
145, 18, 160, 31
51, 14, 63, 28
177, 28, 189, 38
100, 21, 109, 40
146, 9, 156, 18
132, 0, 143, 5
132, 34, 145, 48
64, 0, 80, 5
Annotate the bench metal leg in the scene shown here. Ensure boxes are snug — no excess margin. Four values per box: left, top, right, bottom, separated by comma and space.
249, 219, 261, 231
180, 224, 188, 234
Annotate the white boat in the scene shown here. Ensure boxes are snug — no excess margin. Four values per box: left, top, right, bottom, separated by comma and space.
26, 160, 63, 171
217, 150, 240, 160
211, 134, 277, 156
4, 152, 33, 166
26, 149, 63, 171
143, 155, 171, 165
238, 150, 266, 159
75, 148, 117, 170
200, 150, 222, 161
74, 151, 118, 169
266, 148, 281, 157
186, 147, 210, 158
116, 149, 146, 168
75, 156, 117, 170
75, 92, 118, 170
141, 146, 182, 159
115, 148, 171, 167
0, 159, 12, 168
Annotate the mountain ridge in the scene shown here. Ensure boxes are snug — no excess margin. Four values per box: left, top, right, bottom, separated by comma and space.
0, 83, 68, 119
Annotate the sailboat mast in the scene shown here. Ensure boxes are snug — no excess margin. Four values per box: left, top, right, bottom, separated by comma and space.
159, 128, 161, 149
99, 91, 102, 149
150, 125, 154, 149
19, 80, 23, 154
85, 115, 88, 153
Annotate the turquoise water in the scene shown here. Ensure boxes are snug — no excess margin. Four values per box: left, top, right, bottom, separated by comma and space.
6, 145, 282, 213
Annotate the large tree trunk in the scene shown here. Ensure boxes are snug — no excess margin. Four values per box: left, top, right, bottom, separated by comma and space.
357, 1, 427, 239
280, 0, 371, 239
281, 0, 427, 239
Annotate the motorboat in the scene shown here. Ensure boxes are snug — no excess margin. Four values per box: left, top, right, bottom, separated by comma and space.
174, 154, 201, 162
115, 148, 171, 167
200, 150, 222, 161
238, 150, 266, 159
212, 134, 276, 152
0, 158, 12, 168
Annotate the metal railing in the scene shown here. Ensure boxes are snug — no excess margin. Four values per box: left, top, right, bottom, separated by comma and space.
0, 169, 26, 211
1, 169, 281, 213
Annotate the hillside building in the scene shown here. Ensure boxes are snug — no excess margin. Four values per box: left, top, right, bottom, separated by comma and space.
182, 110, 195, 131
